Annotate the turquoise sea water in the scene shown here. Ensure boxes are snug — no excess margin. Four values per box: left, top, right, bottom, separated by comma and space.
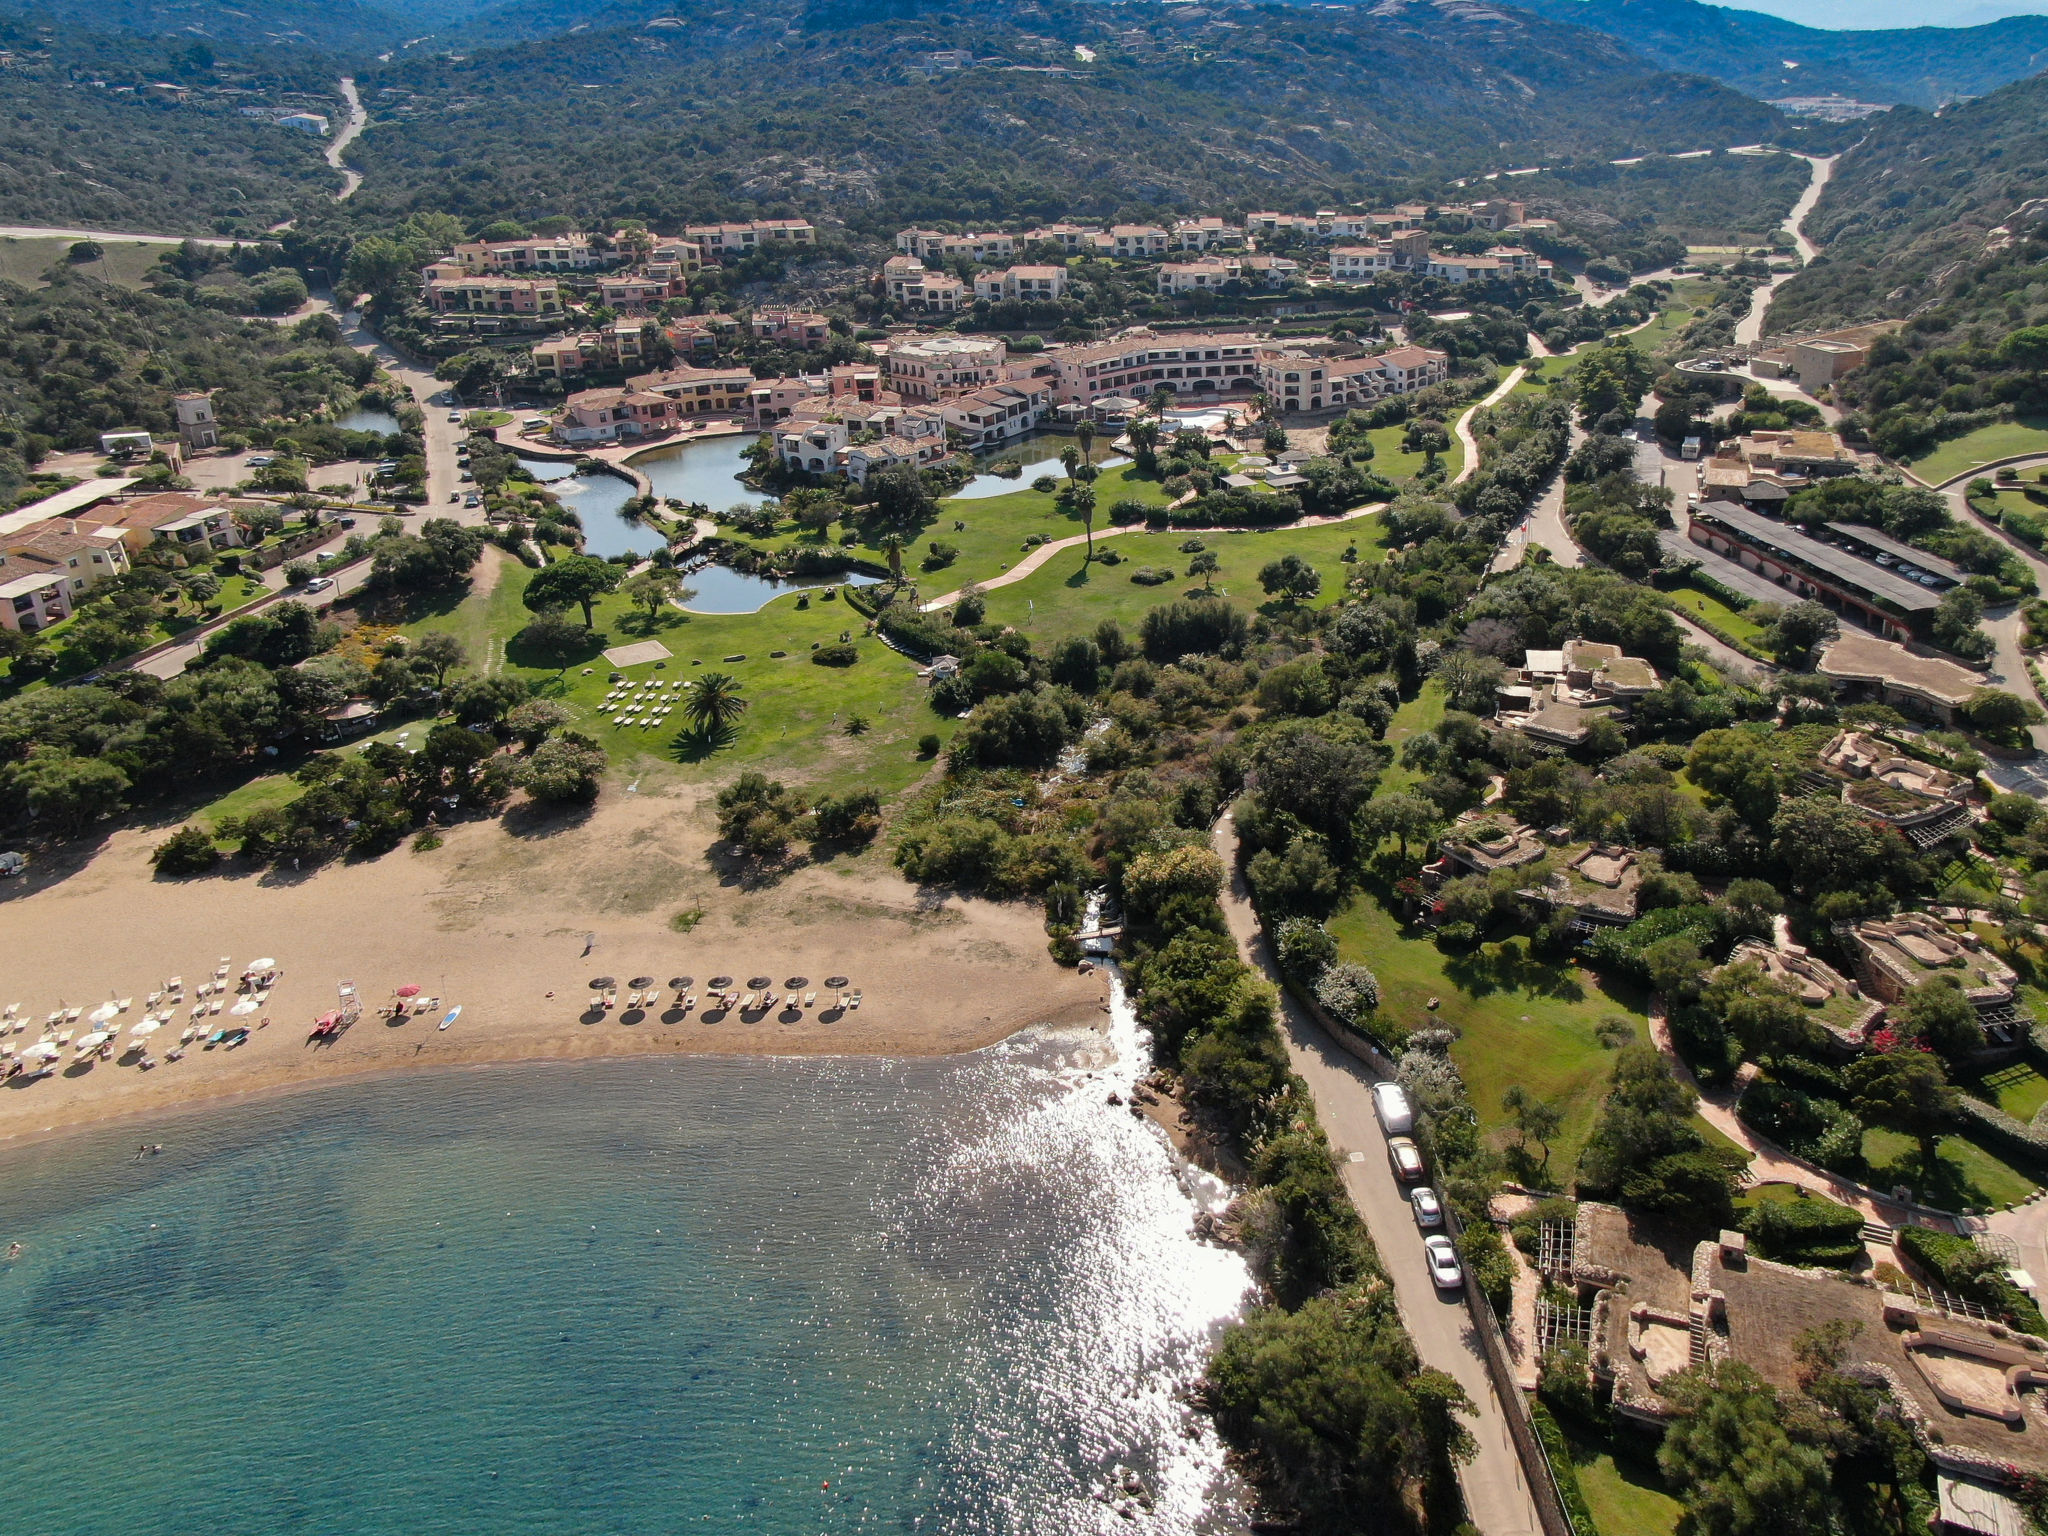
0, 1022, 1251, 1534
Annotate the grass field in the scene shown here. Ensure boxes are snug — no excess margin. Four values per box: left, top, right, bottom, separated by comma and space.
0, 236, 171, 289
1325, 893, 1649, 1180
974, 514, 1387, 639
398, 556, 949, 800
1563, 1420, 1684, 1536
1664, 580, 1768, 645
1912, 417, 2048, 486
1357, 423, 1461, 484
1973, 1062, 2048, 1123
1374, 683, 1448, 798
1862, 1126, 2040, 1208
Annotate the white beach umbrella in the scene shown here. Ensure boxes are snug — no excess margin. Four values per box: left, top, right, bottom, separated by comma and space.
248, 958, 277, 972
20, 1041, 60, 1062
88, 1002, 120, 1024
229, 999, 259, 1016
75, 1030, 112, 1049
129, 1020, 163, 1038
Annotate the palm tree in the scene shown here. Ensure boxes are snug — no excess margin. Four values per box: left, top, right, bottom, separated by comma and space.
1075, 483, 1097, 565
684, 672, 748, 733
1059, 445, 1081, 483
1075, 420, 1096, 466
879, 533, 906, 582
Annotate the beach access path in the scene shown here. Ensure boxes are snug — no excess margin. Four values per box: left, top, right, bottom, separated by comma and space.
1210, 812, 1544, 1536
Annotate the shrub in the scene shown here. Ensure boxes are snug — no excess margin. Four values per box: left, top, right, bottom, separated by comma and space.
284, 559, 317, 585
810, 643, 860, 667
1129, 565, 1173, 585
1735, 1077, 1866, 1177
1738, 1189, 1864, 1267
1273, 916, 1338, 980
1900, 1226, 2048, 1335
1313, 962, 1381, 1021
151, 825, 220, 876
917, 732, 942, 758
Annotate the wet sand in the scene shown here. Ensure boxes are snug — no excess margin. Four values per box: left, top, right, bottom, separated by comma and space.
0, 789, 1107, 1145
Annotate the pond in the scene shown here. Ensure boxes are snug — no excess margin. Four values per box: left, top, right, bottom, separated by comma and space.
515, 458, 665, 560
629, 434, 767, 511
335, 407, 402, 436
680, 563, 882, 615
950, 439, 1130, 501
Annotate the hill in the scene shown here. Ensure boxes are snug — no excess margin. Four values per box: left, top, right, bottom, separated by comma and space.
1769, 70, 2048, 335
0, 11, 346, 234
1504, 0, 2048, 108
340, 0, 1814, 234
0, 0, 411, 55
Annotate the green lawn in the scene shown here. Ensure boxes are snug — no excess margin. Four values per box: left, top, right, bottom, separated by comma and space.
400, 557, 950, 799
1325, 893, 1649, 1182
974, 515, 1387, 641
1374, 683, 1448, 797
728, 458, 1184, 598
1912, 417, 2048, 487
1862, 1126, 2040, 1209
1563, 1419, 1684, 1536
1973, 1062, 2048, 1124
0, 573, 267, 689
1356, 423, 1461, 484
1664, 580, 1768, 645
0, 236, 170, 289
192, 771, 304, 838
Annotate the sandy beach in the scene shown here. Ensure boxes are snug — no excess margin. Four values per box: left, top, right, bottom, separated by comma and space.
0, 787, 1107, 1144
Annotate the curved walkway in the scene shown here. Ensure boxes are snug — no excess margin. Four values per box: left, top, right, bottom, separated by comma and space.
917, 500, 1388, 612
1646, 1007, 1956, 1234
1452, 367, 1529, 487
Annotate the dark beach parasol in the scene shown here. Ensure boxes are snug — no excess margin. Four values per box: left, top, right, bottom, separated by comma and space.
785, 976, 808, 989
824, 975, 849, 989
747, 976, 772, 990
669, 976, 693, 991
629, 976, 656, 990
708, 975, 734, 989
589, 976, 616, 990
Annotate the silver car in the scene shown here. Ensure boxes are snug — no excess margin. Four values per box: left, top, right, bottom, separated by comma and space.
1424, 1234, 1463, 1290
1410, 1187, 1443, 1229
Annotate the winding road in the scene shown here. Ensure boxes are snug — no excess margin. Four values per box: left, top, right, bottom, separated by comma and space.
1211, 813, 1544, 1536
1734, 154, 1835, 348
327, 78, 368, 201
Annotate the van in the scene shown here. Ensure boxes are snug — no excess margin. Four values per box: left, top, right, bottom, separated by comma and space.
1372, 1082, 1414, 1135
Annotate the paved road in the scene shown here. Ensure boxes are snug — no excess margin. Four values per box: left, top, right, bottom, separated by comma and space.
134, 555, 375, 679
1212, 814, 1544, 1536
1734, 154, 1835, 348
336, 305, 469, 517
328, 78, 367, 200
0, 224, 233, 248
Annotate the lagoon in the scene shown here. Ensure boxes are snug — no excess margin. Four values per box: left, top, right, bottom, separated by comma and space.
681, 563, 882, 615
631, 435, 767, 511
516, 457, 664, 559
335, 407, 402, 436
0, 1019, 1251, 1535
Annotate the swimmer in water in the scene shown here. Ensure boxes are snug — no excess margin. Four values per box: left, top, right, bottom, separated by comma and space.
6, 1243, 20, 1261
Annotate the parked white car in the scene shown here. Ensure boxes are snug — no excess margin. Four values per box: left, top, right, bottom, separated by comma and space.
303, 576, 334, 594
1424, 1235, 1463, 1290
1410, 1187, 1443, 1229
1371, 1082, 1414, 1135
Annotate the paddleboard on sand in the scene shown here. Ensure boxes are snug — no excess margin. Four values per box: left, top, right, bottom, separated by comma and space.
439, 1006, 461, 1031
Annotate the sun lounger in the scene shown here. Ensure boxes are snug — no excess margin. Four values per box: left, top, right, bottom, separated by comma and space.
209, 1000, 223, 1016
803, 992, 816, 1008
65, 1007, 81, 1023
682, 995, 696, 1009
850, 990, 863, 1010
837, 992, 850, 1010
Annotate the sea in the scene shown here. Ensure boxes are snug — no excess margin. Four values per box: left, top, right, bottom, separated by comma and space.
0, 997, 1254, 1534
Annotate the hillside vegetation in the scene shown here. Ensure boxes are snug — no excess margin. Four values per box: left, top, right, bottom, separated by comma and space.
1771, 71, 2048, 336
341, 0, 1806, 233
0, 11, 343, 233
1508, 0, 2048, 108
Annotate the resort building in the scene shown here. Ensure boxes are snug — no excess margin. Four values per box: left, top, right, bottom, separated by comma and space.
1020, 224, 1102, 254
883, 335, 1016, 402
174, 391, 219, 451
970, 265, 1068, 303
1493, 639, 1659, 745
683, 219, 816, 259
1156, 259, 1243, 295
1687, 501, 1944, 642
1564, 1204, 2048, 1512
423, 274, 565, 318
1841, 914, 2022, 1037
1043, 331, 1266, 407
881, 256, 967, 313
1329, 245, 1395, 280
1424, 253, 1509, 284
554, 389, 684, 444
1817, 729, 1973, 847
938, 381, 1053, 448
0, 519, 133, 632
79, 491, 246, 556
750, 310, 833, 348
623, 364, 755, 419
1718, 938, 1881, 1050
451, 235, 609, 275
1172, 217, 1244, 250
894, 229, 1017, 264
1254, 343, 1449, 413
595, 275, 679, 312
1107, 224, 1172, 257
1815, 633, 1983, 724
